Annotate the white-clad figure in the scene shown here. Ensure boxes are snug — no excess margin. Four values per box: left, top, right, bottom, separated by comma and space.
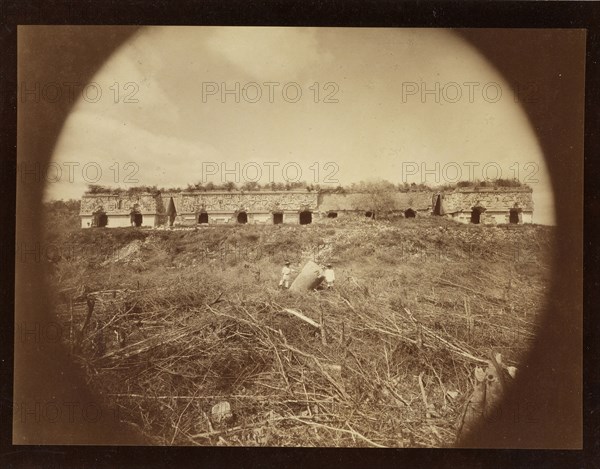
323, 263, 335, 289
279, 260, 294, 289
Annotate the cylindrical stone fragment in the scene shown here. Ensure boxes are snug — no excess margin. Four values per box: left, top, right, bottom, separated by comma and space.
290, 260, 324, 292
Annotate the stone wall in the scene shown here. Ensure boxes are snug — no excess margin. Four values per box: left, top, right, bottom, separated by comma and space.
438, 188, 534, 225
162, 191, 318, 215
440, 188, 534, 214
172, 211, 306, 226
80, 193, 160, 216
317, 191, 433, 213
80, 214, 158, 228
80, 188, 534, 227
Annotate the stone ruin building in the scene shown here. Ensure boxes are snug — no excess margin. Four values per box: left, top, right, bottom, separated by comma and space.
79, 187, 534, 228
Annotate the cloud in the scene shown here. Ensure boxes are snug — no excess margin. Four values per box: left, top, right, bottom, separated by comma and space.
205, 27, 334, 81
46, 110, 221, 200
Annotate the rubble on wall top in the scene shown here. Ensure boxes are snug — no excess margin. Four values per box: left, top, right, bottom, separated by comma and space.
449, 186, 533, 193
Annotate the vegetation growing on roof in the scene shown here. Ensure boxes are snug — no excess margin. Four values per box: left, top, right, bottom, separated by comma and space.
85, 184, 162, 196
454, 178, 529, 189
83, 178, 529, 196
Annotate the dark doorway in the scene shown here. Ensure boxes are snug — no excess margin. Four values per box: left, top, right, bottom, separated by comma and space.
404, 209, 416, 218
273, 213, 283, 224
327, 212, 338, 219
94, 212, 108, 227
167, 197, 177, 226
98, 213, 108, 227
509, 209, 520, 224
470, 207, 485, 224
433, 195, 442, 215
132, 212, 143, 227
198, 212, 209, 224
365, 211, 374, 218
299, 211, 312, 225
237, 211, 248, 224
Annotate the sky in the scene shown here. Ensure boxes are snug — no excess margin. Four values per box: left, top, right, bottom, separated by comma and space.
47, 27, 555, 224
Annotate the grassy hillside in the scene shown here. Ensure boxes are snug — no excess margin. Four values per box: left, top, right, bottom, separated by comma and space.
47, 214, 554, 447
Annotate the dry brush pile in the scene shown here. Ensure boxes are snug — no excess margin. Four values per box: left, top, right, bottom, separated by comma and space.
50, 218, 553, 447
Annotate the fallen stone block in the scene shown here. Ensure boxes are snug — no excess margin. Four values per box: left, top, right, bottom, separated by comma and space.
289, 260, 324, 292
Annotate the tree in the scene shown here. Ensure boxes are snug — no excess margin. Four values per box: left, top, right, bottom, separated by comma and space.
86, 184, 113, 194
288, 180, 307, 190
224, 181, 237, 191
241, 181, 260, 191
355, 180, 397, 219
126, 185, 159, 195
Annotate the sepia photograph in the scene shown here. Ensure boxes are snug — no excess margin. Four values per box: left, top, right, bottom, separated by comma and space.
13, 25, 584, 450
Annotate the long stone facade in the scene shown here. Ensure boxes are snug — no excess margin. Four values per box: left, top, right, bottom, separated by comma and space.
432, 188, 534, 225
80, 187, 534, 228
160, 191, 319, 226
79, 193, 161, 228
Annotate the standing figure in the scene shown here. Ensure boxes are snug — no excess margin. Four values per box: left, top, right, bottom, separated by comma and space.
324, 263, 335, 289
279, 260, 293, 289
